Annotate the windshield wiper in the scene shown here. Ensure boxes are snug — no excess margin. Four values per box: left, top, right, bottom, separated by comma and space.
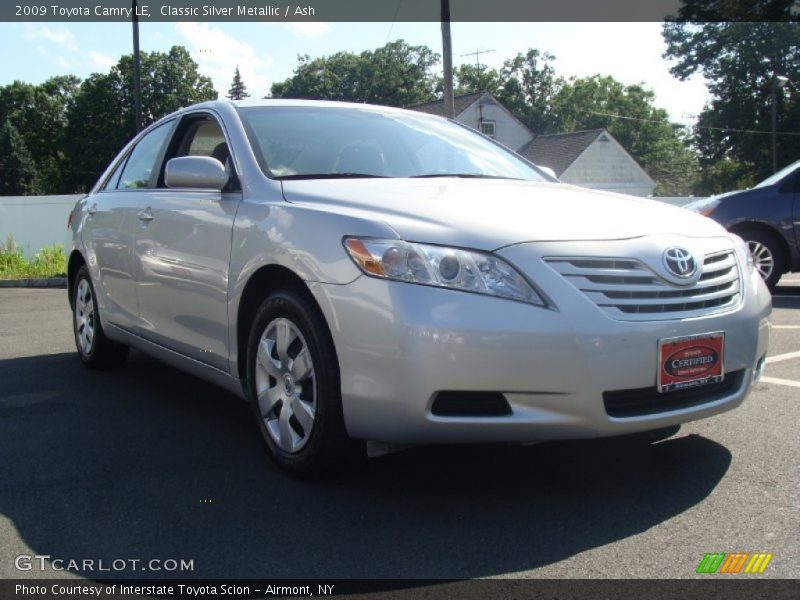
274, 173, 389, 180
410, 173, 520, 180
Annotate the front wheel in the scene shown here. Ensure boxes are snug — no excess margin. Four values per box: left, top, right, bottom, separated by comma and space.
740, 229, 786, 291
72, 265, 129, 369
246, 289, 356, 478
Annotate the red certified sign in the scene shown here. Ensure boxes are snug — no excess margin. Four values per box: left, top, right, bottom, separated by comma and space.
658, 332, 725, 393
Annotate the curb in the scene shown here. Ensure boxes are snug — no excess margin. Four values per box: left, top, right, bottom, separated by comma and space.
0, 277, 67, 289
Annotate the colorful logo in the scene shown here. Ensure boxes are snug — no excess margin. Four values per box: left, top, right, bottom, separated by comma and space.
697, 552, 773, 574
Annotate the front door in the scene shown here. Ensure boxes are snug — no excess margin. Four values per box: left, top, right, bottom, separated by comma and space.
134, 113, 241, 371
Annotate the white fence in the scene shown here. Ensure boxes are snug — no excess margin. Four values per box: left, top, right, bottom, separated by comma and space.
0, 195, 82, 256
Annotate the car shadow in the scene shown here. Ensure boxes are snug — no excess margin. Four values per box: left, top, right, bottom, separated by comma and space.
0, 351, 731, 580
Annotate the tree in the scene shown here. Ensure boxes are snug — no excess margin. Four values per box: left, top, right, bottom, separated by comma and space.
0, 75, 80, 193
0, 120, 38, 195
663, 17, 800, 182
63, 46, 217, 191
549, 75, 700, 195
271, 40, 440, 107
455, 49, 562, 133
227, 66, 250, 100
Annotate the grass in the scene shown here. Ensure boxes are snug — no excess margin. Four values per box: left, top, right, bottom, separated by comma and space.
0, 236, 67, 279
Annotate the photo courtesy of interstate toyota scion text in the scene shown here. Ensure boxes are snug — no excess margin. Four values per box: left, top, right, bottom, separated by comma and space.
67, 99, 772, 477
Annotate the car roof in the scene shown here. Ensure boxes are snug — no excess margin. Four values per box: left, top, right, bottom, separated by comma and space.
181, 98, 433, 118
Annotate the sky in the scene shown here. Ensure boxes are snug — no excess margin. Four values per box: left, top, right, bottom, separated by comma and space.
0, 21, 710, 125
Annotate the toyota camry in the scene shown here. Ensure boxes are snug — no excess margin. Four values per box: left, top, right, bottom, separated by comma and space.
67, 100, 772, 476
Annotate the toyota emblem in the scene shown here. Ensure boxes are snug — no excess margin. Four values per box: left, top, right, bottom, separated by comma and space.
663, 247, 697, 279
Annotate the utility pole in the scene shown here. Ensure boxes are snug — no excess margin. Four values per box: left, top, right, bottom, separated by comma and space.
461, 48, 495, 90
441, 0, 454, 119
132, 0, 142, 134
771, 75, 789, 173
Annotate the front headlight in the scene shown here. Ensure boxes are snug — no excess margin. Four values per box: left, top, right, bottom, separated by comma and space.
684, 196, 721, 216
343, 237, 546, 306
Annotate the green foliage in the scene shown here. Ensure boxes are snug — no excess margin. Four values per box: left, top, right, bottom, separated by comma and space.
550, 75, 700, 195
271, 40, 440, 107
0, 75, 79, 193
63, 45, 217, 192
455, 49, 561, 133
0, 46, 215, 194
0, 236, 66, 279
663, 19, 800, 182
0, 120, 39, 195
227, 66, 250, 100
455, 55, 700, 195
693, 158, 759, 196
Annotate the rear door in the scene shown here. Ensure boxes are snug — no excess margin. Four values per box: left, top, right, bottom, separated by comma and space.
81, 120, 174, 331
133, 112, 242, 371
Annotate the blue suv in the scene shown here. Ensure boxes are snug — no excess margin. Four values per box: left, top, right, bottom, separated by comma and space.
686, 160, 800, 290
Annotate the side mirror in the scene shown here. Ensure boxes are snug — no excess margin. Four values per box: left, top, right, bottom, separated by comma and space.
165, 156, 229, 191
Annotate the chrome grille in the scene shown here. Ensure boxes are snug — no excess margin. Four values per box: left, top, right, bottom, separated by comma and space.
546, 251, 741, 321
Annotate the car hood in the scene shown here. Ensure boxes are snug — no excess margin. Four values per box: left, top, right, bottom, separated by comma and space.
281, 178, 728, 251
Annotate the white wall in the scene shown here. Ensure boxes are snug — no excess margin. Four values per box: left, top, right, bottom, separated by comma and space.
561, 136, 655, 197
0, 195, 81, 257
456, 97, 533, 151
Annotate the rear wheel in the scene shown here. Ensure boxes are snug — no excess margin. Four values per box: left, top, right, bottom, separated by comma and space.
72, 266, 129, 369
246, 289, 356, 477
739, 228, 786, 291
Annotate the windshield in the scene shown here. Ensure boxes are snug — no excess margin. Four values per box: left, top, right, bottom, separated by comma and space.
755, 159, 800, 188
236, 105, 550, 181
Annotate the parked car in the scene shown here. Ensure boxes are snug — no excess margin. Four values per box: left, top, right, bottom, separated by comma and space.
68, 100, 771, 476
685, 160, 800, 290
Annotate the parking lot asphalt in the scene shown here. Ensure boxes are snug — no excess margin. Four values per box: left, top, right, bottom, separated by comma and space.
0, 280, 798, 581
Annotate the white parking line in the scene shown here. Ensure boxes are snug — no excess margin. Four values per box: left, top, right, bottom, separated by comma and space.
761, 376, 800, 389
765, 350, 800, 364
772, 325, 800, 329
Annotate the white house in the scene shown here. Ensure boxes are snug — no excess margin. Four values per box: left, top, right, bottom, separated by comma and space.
409, 92, 656, 197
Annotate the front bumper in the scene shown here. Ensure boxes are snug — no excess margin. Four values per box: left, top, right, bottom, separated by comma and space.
308, 240, 772, 445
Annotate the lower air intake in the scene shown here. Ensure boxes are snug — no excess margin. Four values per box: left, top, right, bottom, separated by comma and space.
431, 392, 512, 417
603, 370, 745, 418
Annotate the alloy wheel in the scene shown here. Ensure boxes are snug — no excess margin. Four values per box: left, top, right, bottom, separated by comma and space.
75, 279, 95, 355
747, 240, 774, 281
254, 317, 317, 453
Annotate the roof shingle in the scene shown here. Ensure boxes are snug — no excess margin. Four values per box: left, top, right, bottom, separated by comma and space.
407, 91, 486, 117
518, 129, 606, 176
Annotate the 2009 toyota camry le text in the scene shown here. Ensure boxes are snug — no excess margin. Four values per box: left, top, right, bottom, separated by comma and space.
67, 99, 772, 476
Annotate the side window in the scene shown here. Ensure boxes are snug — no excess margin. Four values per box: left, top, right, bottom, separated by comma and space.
101, 154, 129, 191
184, 120, 228, 160
116, 121, 173, 190
161, 115, 238, 190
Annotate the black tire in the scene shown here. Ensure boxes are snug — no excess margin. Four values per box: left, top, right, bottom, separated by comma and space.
72, 265, 129, 369
738, 228, 786, 291
246, 288, 357, 478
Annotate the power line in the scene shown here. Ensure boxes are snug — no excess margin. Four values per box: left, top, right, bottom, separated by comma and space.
586, 110, 800, 137
365, 0, 404, 104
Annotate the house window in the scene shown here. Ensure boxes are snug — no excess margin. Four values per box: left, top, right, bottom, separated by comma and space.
480, 120, 496, 138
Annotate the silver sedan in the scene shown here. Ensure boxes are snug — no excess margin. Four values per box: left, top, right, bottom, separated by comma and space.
68, 100, 772, 476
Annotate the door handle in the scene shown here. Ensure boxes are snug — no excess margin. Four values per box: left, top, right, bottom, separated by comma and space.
137, 207, 154, 222
87, 203, 98, 216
